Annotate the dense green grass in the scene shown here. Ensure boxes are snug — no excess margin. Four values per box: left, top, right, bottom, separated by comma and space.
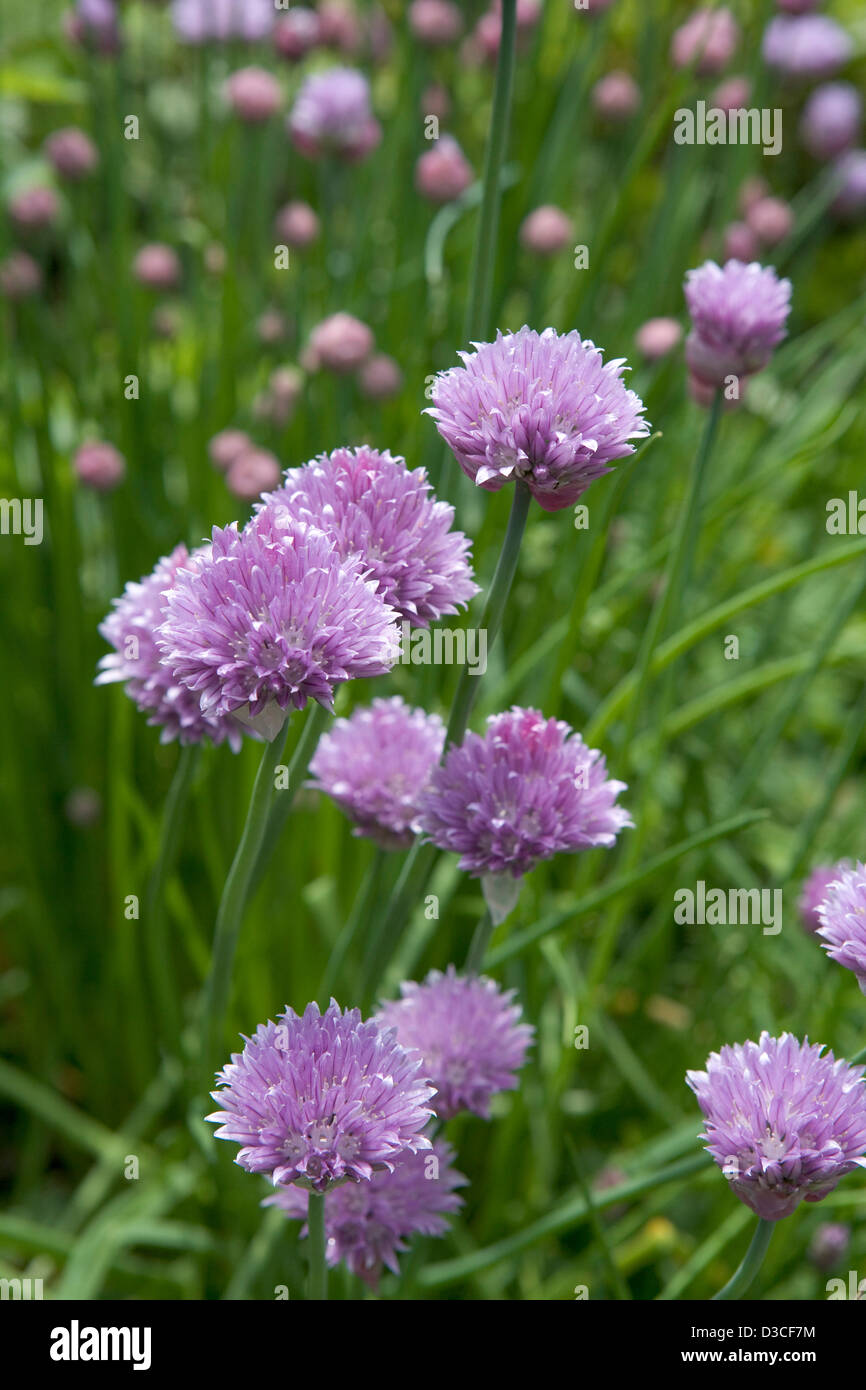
1, 0, 866, 1300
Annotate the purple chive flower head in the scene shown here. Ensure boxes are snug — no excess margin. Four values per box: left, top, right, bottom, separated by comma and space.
96, 546, 242, 749
684, 259, 792, 389
156, 513, 400, 730
266, 1140, 466, 1287
798, 861, 850, 935
801, 83, 862, 161
816, 862, 866, 994
417, 707, 631, 880
309, 697, 445, 848
762, 15, 853, 81
258, 446, 478, 627
375, 966, 533, 1119
687, 1032, 866, 1220
426, 327, 649, 512
171, 0, 275, 44
830, 150, 866, 220
207, 1000, 435, 1193
288, 66, 381, 161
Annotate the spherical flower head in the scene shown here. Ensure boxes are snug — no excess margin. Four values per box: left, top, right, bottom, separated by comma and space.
519, 205, 573, 257
671, 7, 739, 76
376, 966, 533, 1120
209, 429, 251, 472
73, 440, 125, 492
409, 1, 463, 47
684, 259, 791, 388
288, 66, 381, 162
359, 352, 403, 400
224, 66, 282, 123
801, 83, 862, 161
133, 243, 181, 291
67, 0, 119, 52
712, 76, 751, 114
307, 312, 373, 373
816, 862, 866, 994
44, 127, 98, 181
830, 149, 866, 220
225, 448, 281, 502
258, 446, 478, 628
723, 220, 760, 262
635, 316, 682, 361
265, 1140, 465, 1287
808, 1222, 850, 1272
275, 199, 320, 249
171, 0, 274, 44
207, 1000, 436, 1193
687, 1032, 866, 1220
746, 196, 794, 247
96, 545, 243, 749
593, 71, 640, 122
427, 326, 650, 513
762, 16, 852, 81
0, 251, 42, 301
309, 697, 444, 848
798, 862, 850, 935
417, 706, 631, 880
273, 8, 321, 62
157, 514, 399, 729
318, 1, 363, 55
9, 186, 60, 232
415, 136, 474, 204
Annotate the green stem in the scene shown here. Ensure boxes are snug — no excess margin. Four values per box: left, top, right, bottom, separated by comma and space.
307, 1192, 327, 1301
712, 1217, 775, 1301
850, 1044, 866, 1065
361, 481, 532, 998
251, 702, 332, 891
464, 909, 494, 976
199, 722, 290, 1073
145, 744, 201, 1045
320, 848, 386, 999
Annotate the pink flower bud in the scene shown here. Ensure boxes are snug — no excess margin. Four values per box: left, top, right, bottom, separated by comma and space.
318, 1, 362, 55
723, 220, 760, 261
519, 205, 573, 256
133, 243, 181, 291
635, 317, 683, 361
273, 8, 321, 62
358, 353, 403, 400
44, 127, 99, 181
421, 84, 451, 122
711, 76, 751, 113
224, 67, 282, 123
209, 430, 251, 472
746, 196, 794, 247
671, 7, 739, 76
275, 200, 320, 249
409, 1, 463, 47
0, 251, 42, 300
738, 176, 769, 216
73, 440, 125, 492
256, 309, 288, 345
226, 448, 282, 501
593, 70, 640, 121
308, 312, 374, 373
415, 136, 473, 204
9, 186, 60, 231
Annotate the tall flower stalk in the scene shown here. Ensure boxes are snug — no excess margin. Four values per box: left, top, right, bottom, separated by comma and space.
713, 1218, 775, 1301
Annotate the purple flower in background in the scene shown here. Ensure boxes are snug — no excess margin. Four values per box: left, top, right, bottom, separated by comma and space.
171, 0, 274, 43
156, 513, 400, 732
96, 546, 243, 750
798, 861, 850, 935
309, 697, 444, 849
208, 1001, 435, 1193
808, 1222, 850, 1272
258, 446, 478, 627
427, 327, 649, 513
801, 83, 862, 160
687, 1032, 866, 1220
684, 259, 791, 390
830, 150, 866, 220
376, 967, 533, 1119
288, 66, 381, 161
266, 1140, 466, 1286
762, 16, 852, 81
671, 7, 739, 76
418, 707, 631, 881
817, 862, 866, 994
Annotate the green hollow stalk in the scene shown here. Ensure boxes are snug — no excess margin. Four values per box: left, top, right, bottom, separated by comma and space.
145, 743, 201, 1045
320, 848, 386, 1000
360, 481, 532, 999
712, 1217, 775, 1301
307, 1192, 328, 1301
464, 909, 494, 976
251, 701, 332, 892
199, 723, 290, 1073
